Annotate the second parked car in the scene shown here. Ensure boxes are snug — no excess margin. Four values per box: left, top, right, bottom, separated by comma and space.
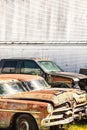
0, 58, 87, 91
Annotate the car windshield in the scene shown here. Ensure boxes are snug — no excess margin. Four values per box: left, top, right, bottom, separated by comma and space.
0, 82, 25, 96
38, 61, 63, 72
26, 79, 50, 90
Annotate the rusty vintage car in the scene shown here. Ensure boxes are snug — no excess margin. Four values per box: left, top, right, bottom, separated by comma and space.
0, 74, 87, 121
0, 77, 74, 130
0, 58, 87, 91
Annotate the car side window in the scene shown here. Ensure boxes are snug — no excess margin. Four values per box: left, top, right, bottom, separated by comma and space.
1, 61, 17, 73
20, 61, 41, 75
0, 86, 4, 94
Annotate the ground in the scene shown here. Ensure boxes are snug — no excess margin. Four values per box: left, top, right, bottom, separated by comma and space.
0, 119, 87, 130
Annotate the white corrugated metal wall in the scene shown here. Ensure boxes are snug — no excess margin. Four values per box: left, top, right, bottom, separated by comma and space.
0, 0, 87, 73
0, 43, 87, 73
0, 0, 87, 41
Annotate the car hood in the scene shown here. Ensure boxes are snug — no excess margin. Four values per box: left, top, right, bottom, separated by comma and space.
5, 89, 73, 106
48, 71, 87, 81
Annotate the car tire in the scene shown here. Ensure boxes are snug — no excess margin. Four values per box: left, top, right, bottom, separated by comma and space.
14, 114, 39, 130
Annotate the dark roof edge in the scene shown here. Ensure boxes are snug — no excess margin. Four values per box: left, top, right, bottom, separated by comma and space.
0, 41, 87, 46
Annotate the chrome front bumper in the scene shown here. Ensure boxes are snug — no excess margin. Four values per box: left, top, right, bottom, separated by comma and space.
41, 107, 73, 127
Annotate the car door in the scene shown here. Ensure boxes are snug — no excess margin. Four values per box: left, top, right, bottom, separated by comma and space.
19, 60, 41, 75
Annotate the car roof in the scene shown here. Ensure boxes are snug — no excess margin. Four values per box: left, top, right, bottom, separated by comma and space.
0, 77, 19, 84
1, 58, 48, 61
0, 74, 43, 82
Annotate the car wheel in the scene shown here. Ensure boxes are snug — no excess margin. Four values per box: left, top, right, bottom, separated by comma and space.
14, 114, 38, 130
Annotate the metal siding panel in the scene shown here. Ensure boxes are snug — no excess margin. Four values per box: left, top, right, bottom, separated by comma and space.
0, 0, 87, 41
0, 45, 87, 73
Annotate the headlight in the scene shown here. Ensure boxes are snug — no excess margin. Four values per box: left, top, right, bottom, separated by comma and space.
47, 104, 53, 113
